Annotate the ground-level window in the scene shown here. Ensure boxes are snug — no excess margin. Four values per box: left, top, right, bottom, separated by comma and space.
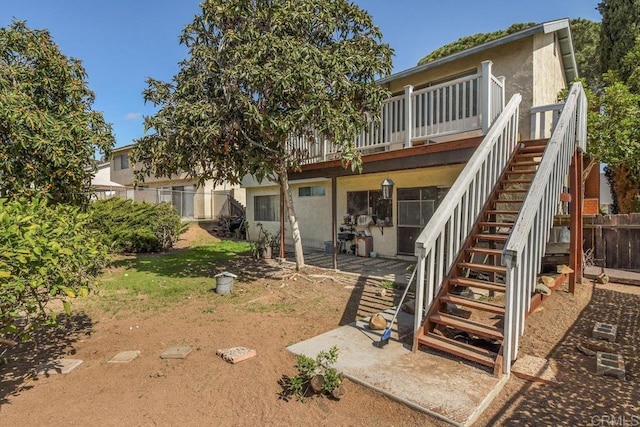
346, 190, 392, 226
254, 195, 280, 221
298, 185, 325, 197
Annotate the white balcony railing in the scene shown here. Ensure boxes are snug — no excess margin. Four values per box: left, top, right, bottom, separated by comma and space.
530, 102, 564, 139
287, 61, 505, 165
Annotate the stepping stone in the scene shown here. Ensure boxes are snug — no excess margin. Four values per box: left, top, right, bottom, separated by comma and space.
596, 352, 625, 380
593, 322, 617, 342
160, 346, 192, 359
511, 355, 559, 385
216, 347, 257, 364
37, 359, 83, 375
108, 350, 141, 364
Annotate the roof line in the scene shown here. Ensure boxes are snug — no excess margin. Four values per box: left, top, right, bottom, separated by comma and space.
378, 18, 576, 84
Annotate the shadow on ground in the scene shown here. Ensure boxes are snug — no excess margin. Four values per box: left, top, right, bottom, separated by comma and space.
487, 285, 640, 425
0, 313, 93, 407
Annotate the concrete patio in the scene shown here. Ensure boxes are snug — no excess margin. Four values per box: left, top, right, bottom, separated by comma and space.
288, 307, 506, 427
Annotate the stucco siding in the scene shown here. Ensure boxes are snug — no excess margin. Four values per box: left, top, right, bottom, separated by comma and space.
532, 32, 567, 108
386, 37, 535, 140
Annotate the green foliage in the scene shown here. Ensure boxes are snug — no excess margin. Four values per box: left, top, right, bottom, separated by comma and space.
132, 0, 392, 270
133, 0, 392, 184
279, 345, 342, 401
598, 0, 640, 82
0, 198, 108, 345
571, 18, 602, 91
0, 20, 114, 205
89, 198, 188, 253
417, 23, 535, 66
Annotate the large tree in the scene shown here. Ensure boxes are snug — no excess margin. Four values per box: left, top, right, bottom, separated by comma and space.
132, 0, 392, 269
598, 0, 640, 82
0, 20, 114, 205
596, 0, 640, 212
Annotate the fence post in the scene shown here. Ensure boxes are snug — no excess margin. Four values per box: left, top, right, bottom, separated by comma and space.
481, 60, 493, 133
404, 85, 413, 148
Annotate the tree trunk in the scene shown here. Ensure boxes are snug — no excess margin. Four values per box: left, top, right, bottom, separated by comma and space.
277, 161, 305, 270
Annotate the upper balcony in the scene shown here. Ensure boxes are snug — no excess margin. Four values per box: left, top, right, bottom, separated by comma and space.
287, 60, 505, 166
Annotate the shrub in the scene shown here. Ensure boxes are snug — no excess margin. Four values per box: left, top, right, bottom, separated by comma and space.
279, 346, 344, 401
89, 198, 187, 253
0, 198, 109, 348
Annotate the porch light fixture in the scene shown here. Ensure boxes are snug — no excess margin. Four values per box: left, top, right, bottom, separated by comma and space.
381, 178, 394, 200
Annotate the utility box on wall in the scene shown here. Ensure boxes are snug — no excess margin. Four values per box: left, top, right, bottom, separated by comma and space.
356, 236, 373, 257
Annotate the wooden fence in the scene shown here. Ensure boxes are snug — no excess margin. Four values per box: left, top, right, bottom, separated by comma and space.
583, 214, 640, 271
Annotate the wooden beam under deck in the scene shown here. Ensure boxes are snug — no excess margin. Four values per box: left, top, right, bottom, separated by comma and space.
289, 136, 484, 180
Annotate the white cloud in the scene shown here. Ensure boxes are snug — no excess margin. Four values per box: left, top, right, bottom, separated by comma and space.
125, 112, 142, 120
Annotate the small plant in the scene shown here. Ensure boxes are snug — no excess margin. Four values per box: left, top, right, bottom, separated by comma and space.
380, 280, 395, 289
254, 222, 280, 259
279, 346, 344, 401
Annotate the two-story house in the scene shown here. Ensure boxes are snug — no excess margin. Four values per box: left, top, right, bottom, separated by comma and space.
242, 19, 590, 375
105, 144, 246, 220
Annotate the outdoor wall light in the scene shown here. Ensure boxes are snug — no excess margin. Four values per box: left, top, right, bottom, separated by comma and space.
381, 178, 394, 200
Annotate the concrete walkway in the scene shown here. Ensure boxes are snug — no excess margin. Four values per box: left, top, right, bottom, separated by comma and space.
288, 308, 506, 427
585, 266, 640, 286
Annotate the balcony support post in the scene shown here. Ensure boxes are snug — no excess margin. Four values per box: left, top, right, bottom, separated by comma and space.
404, 85, 413, 148
481, 60, 493, 133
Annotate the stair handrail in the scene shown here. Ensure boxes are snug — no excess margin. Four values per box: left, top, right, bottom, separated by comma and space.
412, 94, 522, 339
501, 82, 587, 375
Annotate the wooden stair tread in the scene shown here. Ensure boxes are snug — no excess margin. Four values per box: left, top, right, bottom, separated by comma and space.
486, 210, 519, 215
473, 234, 508, 242
502, 179, 533, 184
511, 161, 540, 167
479, 221, 514, 228
466, 247, 503, 256
519, 145, 546, 154
429, 312, 504, 340
496, 188, 529, 193
459, 262, 507, 274
440, 294, 505, 315
449, 277, 506, 292
417, 332, 496, 367
506, 169, 537, 175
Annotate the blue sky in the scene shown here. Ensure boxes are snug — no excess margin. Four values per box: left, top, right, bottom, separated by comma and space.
2, 1, 601, 148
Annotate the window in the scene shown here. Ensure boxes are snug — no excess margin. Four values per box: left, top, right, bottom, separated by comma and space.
347, 190, 392, 226
298, 185, 325, 197
113, 154, 129, 170
254, 195, 280, 221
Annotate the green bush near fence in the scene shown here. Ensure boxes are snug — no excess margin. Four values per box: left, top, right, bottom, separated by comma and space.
89, 198, 187, 253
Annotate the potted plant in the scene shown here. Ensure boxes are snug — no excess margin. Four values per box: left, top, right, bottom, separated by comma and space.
256, 223, 278, 259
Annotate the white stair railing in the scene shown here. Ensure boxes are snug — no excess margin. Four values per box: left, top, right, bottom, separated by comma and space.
412, 94, 522, 339
502, 82, 587, 375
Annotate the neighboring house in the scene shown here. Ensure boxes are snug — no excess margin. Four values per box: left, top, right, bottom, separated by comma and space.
103, 144, 246, 220
242, 19, 578, 257
91, 161, 126, 198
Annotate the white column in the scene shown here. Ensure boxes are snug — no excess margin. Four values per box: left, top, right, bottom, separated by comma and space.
413, 247, 426, 340
481, 60, 493, 133
404, 85, 413, 148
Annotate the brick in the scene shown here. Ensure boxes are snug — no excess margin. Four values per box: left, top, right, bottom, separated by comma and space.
596, 352, 625, 380
593, 322, 617, 342
216, 347, 257, 364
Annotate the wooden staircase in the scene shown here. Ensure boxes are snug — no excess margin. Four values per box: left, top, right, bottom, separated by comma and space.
414, 140, 547, 375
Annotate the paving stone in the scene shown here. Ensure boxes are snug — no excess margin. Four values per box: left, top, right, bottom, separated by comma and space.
108, 350, 141, 364
216, 347, 257, 364
593, 322, 617, 342
596, 352, 625, 380
160, 346, 192, 359
511, 355, 559, 385
37, 358, 83, 375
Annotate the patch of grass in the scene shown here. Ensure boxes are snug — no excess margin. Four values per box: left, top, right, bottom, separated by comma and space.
88, 241, 251, 311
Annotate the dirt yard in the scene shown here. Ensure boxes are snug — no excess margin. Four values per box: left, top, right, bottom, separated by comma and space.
1, 226, 638, 426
